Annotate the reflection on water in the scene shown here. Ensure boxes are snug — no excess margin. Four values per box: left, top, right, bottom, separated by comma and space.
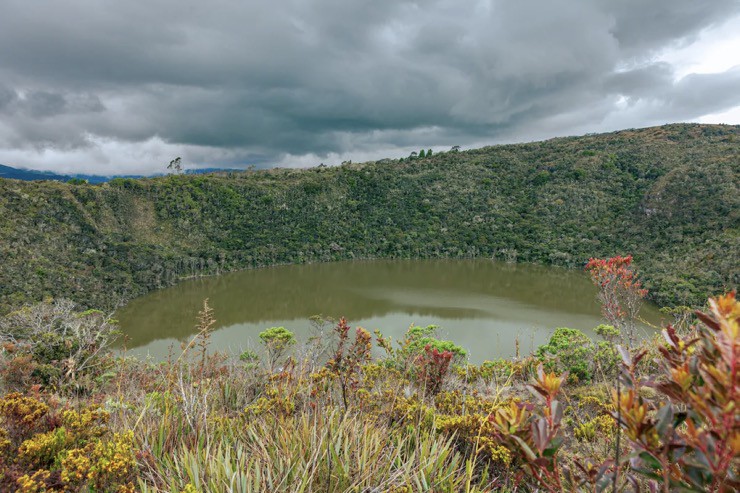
116, 259, 664, 363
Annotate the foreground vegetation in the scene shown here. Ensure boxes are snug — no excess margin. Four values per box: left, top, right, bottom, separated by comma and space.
1, 123, 738, 314
0, 255, 737, 491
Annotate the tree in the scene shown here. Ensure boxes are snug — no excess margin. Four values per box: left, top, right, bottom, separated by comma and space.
167, 157, 183, 174
419, 149, 426, 158
259, 326, 295, 371
585, 255, 647, 346
427, 149, 433, 157
451, 145, 460, 152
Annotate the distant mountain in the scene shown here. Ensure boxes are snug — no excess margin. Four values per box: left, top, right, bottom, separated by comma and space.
0, 164, 71, 182
0, 164, 241, 183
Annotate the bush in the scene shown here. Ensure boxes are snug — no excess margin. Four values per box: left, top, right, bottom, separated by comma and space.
400, 325, 467, 362
0, 394, 137, 492
257, 326, 295, 371
613, 292, 740, 491
593, 324, 620, 377
0, 300, 118, 392
415, 345, 454, 397
536, 327, 592, 383
258, 326, 295, 351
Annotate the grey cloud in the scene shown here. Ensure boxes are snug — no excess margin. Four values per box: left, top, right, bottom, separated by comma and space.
605, 63, 675, 99
24, 91, 67, 118
668, 68, 740, 116
601, 0, 740, 56
0, 86, 19, 111
0, 0, 739, 173
0, 86, 105, 118
601, 64, 740, 119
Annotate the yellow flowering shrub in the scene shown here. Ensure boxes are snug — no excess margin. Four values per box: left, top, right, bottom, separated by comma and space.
60, 431, 137, 490
18, 428, 68, 468
0, 393, 49, 445
388, 396, 436, 429
0, 393, 137, 493
0, 428, 11, 454
15, 469, 52, 493
485, 443, 513, 466
360, 363, 404, 389
574, 414, 616, 442
60, 447, 91, 484
434, 390, 498, 416
90, 431, 137, 489
59, 405, 110, 438
435, 410, 514, 468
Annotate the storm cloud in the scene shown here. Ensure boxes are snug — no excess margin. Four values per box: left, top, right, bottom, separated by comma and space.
1, 0, 739, 174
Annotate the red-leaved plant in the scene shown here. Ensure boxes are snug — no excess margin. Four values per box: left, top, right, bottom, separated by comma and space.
614, 292, 739, 492
586, 255, 648, 346
326, 317, 372, 410
415, 345, 454, 397
488, 365, 568, 491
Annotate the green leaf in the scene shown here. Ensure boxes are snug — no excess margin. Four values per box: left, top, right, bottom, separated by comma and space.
511, 435, 537, 461
638, 451, 662, 471
655, 404, 674, 436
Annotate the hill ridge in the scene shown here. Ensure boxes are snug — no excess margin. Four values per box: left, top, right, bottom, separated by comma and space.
1, 123, 737, 312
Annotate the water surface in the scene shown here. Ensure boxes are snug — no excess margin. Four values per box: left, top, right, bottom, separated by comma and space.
116, 259, 663, 363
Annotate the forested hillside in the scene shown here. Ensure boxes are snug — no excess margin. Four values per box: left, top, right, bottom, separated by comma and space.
1, 123, 738, 313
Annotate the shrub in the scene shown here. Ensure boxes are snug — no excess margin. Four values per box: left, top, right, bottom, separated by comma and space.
0, 392, 50, 447
326, 318, 372, 410
258, 326, 295, 351
537, 327, 593, 383
586, 255, 647, 346
239, 349, 259, 369
0, 395, 137, 492
593, 324, 621, 377
593, 324, 619, 343
258, 326, 295, 370
613, 292, 739, 491
415, 345, 454, 397
399, 325, 467, 363
0, 300, 118, 392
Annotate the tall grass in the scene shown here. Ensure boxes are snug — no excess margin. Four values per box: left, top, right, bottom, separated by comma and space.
137, 410, 490, 492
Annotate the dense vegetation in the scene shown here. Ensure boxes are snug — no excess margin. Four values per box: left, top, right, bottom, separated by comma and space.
1, 123, 738, 313
0, 283, 736, 491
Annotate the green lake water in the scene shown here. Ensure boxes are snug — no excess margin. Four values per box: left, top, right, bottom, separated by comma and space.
115, 259, 664, 363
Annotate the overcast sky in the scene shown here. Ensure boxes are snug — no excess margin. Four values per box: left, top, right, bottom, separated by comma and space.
1, 0, 739, 175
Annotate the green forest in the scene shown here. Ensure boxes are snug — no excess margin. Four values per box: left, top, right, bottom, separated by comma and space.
1, 123, 738, 314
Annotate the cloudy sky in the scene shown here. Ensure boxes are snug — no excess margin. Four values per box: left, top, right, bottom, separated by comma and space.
1, 0, 739, 175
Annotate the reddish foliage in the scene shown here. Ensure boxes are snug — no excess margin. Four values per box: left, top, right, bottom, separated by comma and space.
326, 318, 372, 409
415, 345, 453, 397
586, 255, 647, 345
488, 365, 569, 492
613, 292, 739, 491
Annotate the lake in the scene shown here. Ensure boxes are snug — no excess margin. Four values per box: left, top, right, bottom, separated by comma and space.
115, 259, 664, 363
